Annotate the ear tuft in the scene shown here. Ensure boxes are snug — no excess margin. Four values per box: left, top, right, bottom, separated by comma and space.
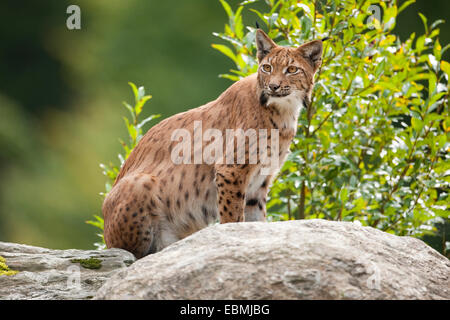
255, 29, 277, 62
296, 40, 323, 72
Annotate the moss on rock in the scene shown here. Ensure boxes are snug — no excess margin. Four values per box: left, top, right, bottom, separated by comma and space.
71, 257, 102, 269
0, 255, 19, 276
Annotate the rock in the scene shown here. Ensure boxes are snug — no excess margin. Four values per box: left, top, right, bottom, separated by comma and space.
0, 242, 135, 300
95, 219, 450, 300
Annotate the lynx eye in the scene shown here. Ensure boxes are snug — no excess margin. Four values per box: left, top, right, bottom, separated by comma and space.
262, 64, 272, 73
287, 66, 298, 74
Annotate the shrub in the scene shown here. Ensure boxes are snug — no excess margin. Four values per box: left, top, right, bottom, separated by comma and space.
212, 0, 449, 249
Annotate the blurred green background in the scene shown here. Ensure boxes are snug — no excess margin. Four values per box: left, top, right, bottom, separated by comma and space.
0, 0, 448, 249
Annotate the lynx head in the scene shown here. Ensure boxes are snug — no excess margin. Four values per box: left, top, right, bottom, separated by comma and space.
255, 29, 323, 110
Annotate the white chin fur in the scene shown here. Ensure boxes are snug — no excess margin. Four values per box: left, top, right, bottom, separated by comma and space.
267, 93, 304, 111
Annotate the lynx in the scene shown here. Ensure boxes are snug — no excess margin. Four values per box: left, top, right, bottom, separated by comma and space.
102, 29, 324, 258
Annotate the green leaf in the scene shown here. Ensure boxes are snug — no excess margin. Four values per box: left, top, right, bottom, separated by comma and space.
428, 72, 437, 94
135, 95, 152, 115
441, 60, 450, 75
219, 0, 233, 19
218, 73, 240, 81
300, 15, 312, 38
137, 86, 145, 101
398, 0, 415, 14
234, 6, 244, 39
411, 117, 424, 133
86, 215, 104, 230
430, 19, 445, 30
122, 101, 136, 123
128, 82, 139, 103
416, 34, 426, 53
339, 185, 349, 203
211, 44, 236, 62
418, 13, 428, 34
138, 114, 161, 129
433, 39, 442, 61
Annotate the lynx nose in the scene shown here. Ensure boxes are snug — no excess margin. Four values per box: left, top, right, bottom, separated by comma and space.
269, 83, 280, 92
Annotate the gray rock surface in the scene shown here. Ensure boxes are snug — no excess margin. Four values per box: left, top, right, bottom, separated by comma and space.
0, 242, 135, 300
95, 219, 450, 300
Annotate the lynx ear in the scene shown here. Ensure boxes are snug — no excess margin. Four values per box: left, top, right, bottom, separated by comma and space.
255, 29, 277, 62
296, 40, 323, 72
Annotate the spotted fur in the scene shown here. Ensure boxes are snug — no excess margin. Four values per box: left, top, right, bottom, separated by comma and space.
102, 30, 323, 258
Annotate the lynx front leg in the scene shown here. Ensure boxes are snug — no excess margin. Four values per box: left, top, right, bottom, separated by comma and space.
245, 175, 272, 222
215, 165, 252, 223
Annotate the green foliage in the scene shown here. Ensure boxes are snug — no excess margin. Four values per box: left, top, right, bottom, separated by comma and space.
213, 0, 449, 250
70, 257, 102, 270
86, 82, 159, 249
